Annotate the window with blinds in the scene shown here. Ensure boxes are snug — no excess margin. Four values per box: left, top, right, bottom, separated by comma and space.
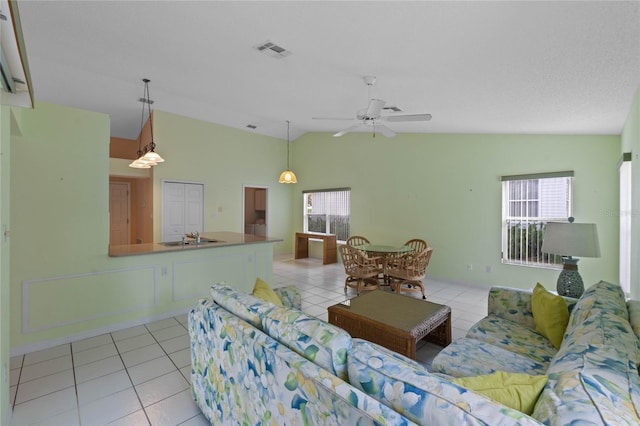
501, 172, 573, 267
303, 188, 350, 242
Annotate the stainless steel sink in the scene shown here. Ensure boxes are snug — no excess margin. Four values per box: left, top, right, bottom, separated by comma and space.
161, 238, 221, 246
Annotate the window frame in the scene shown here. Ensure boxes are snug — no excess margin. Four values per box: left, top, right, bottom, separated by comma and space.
302, 187, 351, 243
501, 171, 574, 268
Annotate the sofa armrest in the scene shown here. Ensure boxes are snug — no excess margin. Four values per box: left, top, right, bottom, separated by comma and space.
273, 285, 301, 310
487, 286, 536, 329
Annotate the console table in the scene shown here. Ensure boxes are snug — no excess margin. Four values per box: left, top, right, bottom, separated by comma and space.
294, 232, 337, 264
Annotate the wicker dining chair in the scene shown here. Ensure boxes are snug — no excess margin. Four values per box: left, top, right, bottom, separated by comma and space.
404, 238, 428, 253
346, 235, 370, 247
339, 244, 381, 295
384, 247, 433, 299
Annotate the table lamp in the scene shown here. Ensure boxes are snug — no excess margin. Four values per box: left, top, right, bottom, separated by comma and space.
541, 218, 600, 298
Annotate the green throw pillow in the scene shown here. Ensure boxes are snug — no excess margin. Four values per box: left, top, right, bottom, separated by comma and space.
452, 371, 548, 415
532, 282, 569, 349
252, 277, 283, 307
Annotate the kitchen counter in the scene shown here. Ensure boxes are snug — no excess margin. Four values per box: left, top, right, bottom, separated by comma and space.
108, 231, 282, 257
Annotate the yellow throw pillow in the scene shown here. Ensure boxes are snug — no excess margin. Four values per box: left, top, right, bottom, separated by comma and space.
252, 277, 283, 307
452, 371, 548, 415
532, 282, 569, 349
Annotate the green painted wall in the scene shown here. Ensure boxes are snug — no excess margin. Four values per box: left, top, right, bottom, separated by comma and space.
0, 106, 11, 426
9, 103, 283, 353
621, 87, 640, 299
0, 98, 630, 361
151, 110, 294, 253
291, 132, 620, 291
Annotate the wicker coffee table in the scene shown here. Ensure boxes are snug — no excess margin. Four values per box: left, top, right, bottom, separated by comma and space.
327, 290, 451, 359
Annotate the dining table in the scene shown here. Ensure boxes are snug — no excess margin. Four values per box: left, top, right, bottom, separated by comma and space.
353, 244, 414, 285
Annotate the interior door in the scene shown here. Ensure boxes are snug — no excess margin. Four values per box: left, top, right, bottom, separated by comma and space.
109, 182, 130, 245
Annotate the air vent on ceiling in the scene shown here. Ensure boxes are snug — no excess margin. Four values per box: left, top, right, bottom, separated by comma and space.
254, 41, 291, 59
383, 106, 402, 112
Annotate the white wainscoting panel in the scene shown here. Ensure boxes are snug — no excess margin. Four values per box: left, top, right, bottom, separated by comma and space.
22, 266, 157, 333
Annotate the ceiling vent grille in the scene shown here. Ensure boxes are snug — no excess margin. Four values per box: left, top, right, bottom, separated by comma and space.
254, 41, 291, 59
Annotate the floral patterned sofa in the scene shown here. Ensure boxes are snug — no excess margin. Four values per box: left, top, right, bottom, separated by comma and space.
431, 280, 640, 424
188, 284, 548, 425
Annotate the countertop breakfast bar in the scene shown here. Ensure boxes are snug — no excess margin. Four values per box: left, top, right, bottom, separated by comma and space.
108, 231, 282, 257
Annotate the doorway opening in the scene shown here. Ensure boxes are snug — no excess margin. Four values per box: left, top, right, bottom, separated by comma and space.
109, 177, 153, 245
244, 186, 268, 236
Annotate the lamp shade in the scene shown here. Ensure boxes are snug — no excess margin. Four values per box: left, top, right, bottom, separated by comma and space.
541, 222, 601, 258
279, 169, 297, 184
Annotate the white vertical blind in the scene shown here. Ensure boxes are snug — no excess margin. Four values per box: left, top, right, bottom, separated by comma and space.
303, 188, 351, 241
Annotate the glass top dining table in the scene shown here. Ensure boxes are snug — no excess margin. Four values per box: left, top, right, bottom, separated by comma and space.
353, 244, 413, 285
354, 244, 413, 255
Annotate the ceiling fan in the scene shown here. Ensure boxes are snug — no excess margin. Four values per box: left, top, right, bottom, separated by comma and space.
313, 76, 432, 137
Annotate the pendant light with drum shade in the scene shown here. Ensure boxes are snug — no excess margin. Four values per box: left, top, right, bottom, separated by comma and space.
278, 120, 297, 184
129, 78, 165, 168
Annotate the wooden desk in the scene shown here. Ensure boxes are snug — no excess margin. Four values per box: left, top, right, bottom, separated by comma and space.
295, 232, 337, 264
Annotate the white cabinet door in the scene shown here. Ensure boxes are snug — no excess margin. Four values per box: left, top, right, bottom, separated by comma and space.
162, 182, 204, 242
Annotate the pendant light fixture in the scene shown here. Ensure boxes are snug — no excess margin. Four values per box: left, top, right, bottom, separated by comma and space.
278, 120, 297, 184
129, 78, 165, 168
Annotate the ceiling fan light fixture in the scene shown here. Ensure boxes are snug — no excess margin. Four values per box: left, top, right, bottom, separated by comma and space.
314, 76, 432, 138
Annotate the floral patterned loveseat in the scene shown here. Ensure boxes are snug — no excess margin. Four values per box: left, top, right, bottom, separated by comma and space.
431, 280, 640, 425
188, 284, 548, 425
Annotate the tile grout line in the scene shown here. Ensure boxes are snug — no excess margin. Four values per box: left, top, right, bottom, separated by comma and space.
109, 329, 153, 426
10, 354, 25, 410
68, 342, 83, 425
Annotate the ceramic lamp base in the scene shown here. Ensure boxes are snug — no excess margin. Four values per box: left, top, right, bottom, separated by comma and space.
556, 257, 584, 298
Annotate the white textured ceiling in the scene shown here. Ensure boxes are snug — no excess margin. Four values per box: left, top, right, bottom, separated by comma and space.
15, 0, 640, 140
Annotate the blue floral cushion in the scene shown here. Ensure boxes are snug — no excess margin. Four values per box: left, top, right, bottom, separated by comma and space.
533, 355, 640, 424
566, 280, 628, 335
261, 306, 352, 380
210, 283, 279, 329
273, 286, 302, 310
348, 339, 543, 425
431, 338, 549, 378
627, 300, 640, 338
488, 286, 577, 330
466, 316, 557, 365
189, 300, 414, 425
532, 306, 640, 424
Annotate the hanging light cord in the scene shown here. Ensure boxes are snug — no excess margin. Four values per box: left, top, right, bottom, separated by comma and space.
145, 80, 156, 151
135, 80, 148, 158
287, 120, 291, 169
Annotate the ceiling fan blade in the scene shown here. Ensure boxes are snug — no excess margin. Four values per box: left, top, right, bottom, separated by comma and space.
333, 124, 362, 137
312, 117, 354, 121
365, 99, 385, 118
376, 124, 397, 138
383, 113, 432, 122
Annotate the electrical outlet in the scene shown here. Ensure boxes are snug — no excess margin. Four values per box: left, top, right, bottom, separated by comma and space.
466, 264, 473, 271
486, 265, 493, 273
161, 266, 168, 276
